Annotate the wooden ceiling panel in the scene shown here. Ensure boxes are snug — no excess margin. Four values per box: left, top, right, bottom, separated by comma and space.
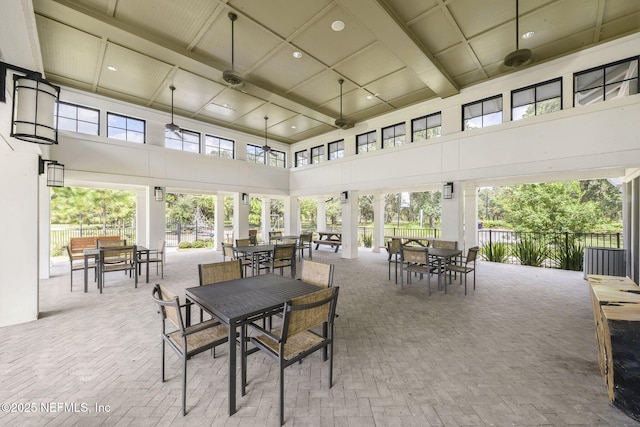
334, 43, 405, 87
250, 45, 326, 93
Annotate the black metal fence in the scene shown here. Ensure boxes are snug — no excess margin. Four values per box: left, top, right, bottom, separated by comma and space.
478, 229, 622, 269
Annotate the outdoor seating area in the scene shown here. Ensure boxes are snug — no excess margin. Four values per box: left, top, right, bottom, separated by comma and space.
2, 247, 638, 426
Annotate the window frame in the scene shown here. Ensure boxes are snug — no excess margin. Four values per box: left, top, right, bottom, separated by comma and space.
165, 128, 201, 153
381, 122, 406, 149
267, 149, 286, 168
310, 145, 325, 164
411, 112, 442, 142
295, 150, 308, 167
461, 95, 503, 131
356, 130, 376, 154
106, 112, 146, 143
246, 144, 265, 164
328, 139, 345, 160
204, 134, 235, 158
56, 101, 100, 135
511, 78, 562, 121
573, 56, 639, 107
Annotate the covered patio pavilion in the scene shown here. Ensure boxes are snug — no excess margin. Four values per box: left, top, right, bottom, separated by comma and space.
1, 248, 638, 426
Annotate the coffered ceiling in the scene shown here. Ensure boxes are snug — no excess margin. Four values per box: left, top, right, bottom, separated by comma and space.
33, 0, 640, 143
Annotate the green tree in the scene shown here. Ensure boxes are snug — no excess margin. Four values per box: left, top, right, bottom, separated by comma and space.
51, 187, 135, 229
499, 182, 599, 232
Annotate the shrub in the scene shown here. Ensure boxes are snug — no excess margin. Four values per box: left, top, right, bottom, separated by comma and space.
480, 242, 509, 263
178, 241, 192, 249
191, 240, 205, 248
362, 234, 373, 248
512, 236, 546, 267
555, 239, 584, 271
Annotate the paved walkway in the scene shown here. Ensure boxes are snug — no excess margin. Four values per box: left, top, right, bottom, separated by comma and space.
1, 247, 638, 426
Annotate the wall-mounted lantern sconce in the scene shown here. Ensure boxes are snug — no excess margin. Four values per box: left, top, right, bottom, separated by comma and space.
341, 191, 349, 204
1, 62, 60, 145
154, 186, 164, 202
443, 182, 454, 199
242, 193, 249, 205
38, 156, 64, 187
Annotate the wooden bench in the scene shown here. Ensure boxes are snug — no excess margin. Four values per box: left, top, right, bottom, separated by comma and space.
68, 235, 123, 260
313, 239, 342, 252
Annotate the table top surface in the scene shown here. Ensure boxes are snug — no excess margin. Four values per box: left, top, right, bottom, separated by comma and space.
317, 231, 341, 237
186, 274, 323, 323
234, 244, 274, 253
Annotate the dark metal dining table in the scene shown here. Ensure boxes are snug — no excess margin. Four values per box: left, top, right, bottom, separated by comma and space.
233, 244, 274, 275
185, 274, 322, 416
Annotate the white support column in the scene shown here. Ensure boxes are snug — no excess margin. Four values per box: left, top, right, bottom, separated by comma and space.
463, 185, 478, 252
284, 196, 299, 236
144, 186, 165, 249
317, 197, 327, 231
135, 189, 147, 246
215, 194, 225, 249
441, 181, 463, 246
261, 197, 270, 243
341, 190, 359, 259
233, 192, 250, 243
38, 180, 51, 279
372, 194, 385, 253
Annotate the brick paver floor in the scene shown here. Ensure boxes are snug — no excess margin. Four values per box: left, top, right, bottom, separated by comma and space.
1, 247, 638, 426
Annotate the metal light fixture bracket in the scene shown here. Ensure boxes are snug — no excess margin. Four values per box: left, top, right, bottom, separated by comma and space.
242, 193, 249, 205
341, 191, 349, 204
39, 156, 64, 187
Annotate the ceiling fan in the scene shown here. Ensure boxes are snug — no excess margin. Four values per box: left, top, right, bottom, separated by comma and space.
262, 116, 272, 152
334, 79, 354, 129
165, 85, 181, 136
504, 0, 532, 68
222, 12, 244, 87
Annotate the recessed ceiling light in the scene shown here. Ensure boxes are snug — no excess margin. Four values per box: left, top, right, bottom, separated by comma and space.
107, 65, 118, 71
331, 20, 345, 32
521, 31, 535, 39
291, 125, 296, 129
292, 51, 302, 59
366, 95, 373, 100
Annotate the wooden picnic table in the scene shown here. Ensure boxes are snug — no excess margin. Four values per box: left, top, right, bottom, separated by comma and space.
314, 231, 342, 252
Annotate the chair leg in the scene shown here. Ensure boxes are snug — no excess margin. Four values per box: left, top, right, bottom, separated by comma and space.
279, 364, 285, 426
161, 341, 165, 382
182, 357, 187, 416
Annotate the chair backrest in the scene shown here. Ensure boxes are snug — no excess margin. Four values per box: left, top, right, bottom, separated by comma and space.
269, 231, 282, 242
151, 284, 185, 333
100, 245, 136, 264
283, 287, 338, 339
156, 239, 166, 253
301, 260, 334, 287
299, 233, 312, 243
433, 240, 457, 250
402, 245, 429, 264
273, 244, 296, 261
98, 239, 127, 248
236, 238, 252, 247
222, 243, 235, 260
198, 260, 242, 286
467, 247, 479, 263
281, 237, 297, 244
388, 238, 401, 254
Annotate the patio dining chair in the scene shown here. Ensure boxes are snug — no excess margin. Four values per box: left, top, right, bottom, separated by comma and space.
244, 286, 339, 426
66, 244, 96, 291
98, 245, 137, 293
138, 239, 165, 279
300, 260, 334, 287
297, 233, 313, 259
223, 243, 251, 276
387, 238, 402, 284
260, 243, 296, 277
447, 246, 479, 295
151, 284, 229, 416
400, 245, 437, 295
